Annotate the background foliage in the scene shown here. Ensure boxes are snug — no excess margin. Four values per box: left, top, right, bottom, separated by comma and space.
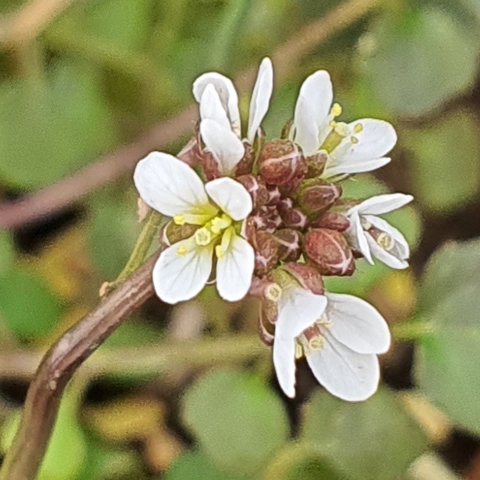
1, 0, 480, 478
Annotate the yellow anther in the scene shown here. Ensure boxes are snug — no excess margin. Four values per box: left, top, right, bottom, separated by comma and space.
330, 103, 342, 117
309, 335, 324, 351
176, 246, 187, 256
215, 245, 225, 258
350, 136, 359, 144
329, 120, 337, 128
377, 232, 395, 251
353, 123, 363, 134
194, 227, 211, 246
211, 214, 232, 234
265, 283, 282, 302
173, 214, 185, 226
295, 341, 304, 359
334, 122, 349, 137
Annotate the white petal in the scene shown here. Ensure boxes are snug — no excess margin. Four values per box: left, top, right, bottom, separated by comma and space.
341, 119, 397, 162
325, 293, 391, 354
323, 157, 391, 178
205, 177, 252, 220
347, 211, 373, 264
152, 238, 213, 304
216, 235, 254, 301
364, 214, 410, 259
306, 333, 380, 402
366, 234, 409, 269
200, 119, 245, 175
192, 72, 240, 132
133, 152, 210, 217
276, 286, 327, 340
350, 193, 413, 216
199, 84, 231, 130
247, 57, 273, 143
273, 338, 297, 398
294, 70, 333, 155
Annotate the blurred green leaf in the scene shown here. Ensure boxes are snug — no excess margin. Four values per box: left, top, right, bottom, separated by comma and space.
416, 238, 480, 434
362, 8, 478, 117
0, 60, 116, 188
181, 368, 289, 475
164, 451, 253, 480
0, 232, 14, 277
264, 443, 347, 480
300, 388, 427, 480
0, 269, 62, 340
404, 110, 480, 214
87, 195, 141, 278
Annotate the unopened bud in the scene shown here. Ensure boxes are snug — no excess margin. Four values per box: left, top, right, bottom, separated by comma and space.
311, 212, 350, 232
304, 150, 328, 178
253, 231, 279, 277
258, 139, 305, 186
236, 174, 269, 209
197, 149, 221, 181
281, 262, 324, 295
266, 186, 281, 205
177, 136, 202, 167
304, 228, 355, 276
297, 179, 341, 217
281, 208, 308, 230
274, 229, 302, 262
252, 205, 282, 233
278, 169, 306, 197
234, 141, 255, 176
159, 221, 198, 247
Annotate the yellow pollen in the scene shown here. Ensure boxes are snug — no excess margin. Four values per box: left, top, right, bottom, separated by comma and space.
377, 232, 395, 251
350, 136, 359, 144
215, 245, 225, 258
265, 283, 282, 302
173, 214, 185, 226
194, 228, 211, 246
330, 102, 342, 117
176, 246, 187, 256
353, 123, 363, 134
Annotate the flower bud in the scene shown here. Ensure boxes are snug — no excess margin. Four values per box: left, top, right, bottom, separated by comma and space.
197, 149, 221, 181
310, 212, 350, 232
234, 140, 255, 176
297, 179, 341, 217
236, 174, 269, 209
274, 229, 302, 262
266, 186, 281, 206
258, 139, 305, 185
159, 221, 198, 247
177, 136, 202, 167
303, 228, 355, 276
281, 208, 308, 230
281, 262, 324, 295
304, 151, 328, 178
278, 169, 306, 197
252, 205, 282, 233
253, 231, 279, 277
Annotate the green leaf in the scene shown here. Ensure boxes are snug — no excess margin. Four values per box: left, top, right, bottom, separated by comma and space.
0, 269, 62, 340
416, 238, 480, 434
404, 110, 480, 214
164, 451, 253, 480
300, 388, 427, 480
181, 368, 289, 475
0, 232, 14, 277
362, 8, 478, 117
0, 61, 116, 188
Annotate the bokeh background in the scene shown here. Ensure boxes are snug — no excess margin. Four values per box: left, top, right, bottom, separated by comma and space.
1, 0, 480, 478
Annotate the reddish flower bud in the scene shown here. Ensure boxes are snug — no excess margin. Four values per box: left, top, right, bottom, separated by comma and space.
159, 221, 198, 247
297, 179, 341, 217
311, 212, 350, 232
281, 208, 308, 230
234, 140, 255, 176
303, 228, 355, 276
278, 169, 306, 197
276, 197, 293, 214
266, 186, 281, 205
281, 262, 324, 295
274, 229, 303, 262
236, 174, 269, 209
304, 151, 328, 178
258, 139, 305, 185
197, 149, 221, 181
253, 231, 279, 277
177, 136, 202, 167
252, 205, 282, 233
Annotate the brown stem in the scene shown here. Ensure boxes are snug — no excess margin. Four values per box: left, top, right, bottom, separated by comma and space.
0, 253, 158, 480
0, 0, 382, 231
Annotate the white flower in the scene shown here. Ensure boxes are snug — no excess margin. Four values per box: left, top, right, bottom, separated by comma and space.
273, 281, 390, 401
292, 70, 397, 179
345, 193, 413, 269
134, 152, 255, 304
193, 58, 273, 174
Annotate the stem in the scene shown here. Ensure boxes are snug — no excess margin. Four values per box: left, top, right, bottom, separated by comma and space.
0, 254, 158, 480
391, 321, 433, 342
105, 210, 162, 293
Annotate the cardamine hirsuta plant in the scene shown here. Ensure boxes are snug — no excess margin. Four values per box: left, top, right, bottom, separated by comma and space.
133, 58, 412, 402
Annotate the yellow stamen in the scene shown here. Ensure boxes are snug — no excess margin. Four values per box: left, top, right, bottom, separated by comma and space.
330, 102, 342, 117
320, 122, 349, 154
176, 246, 187, 256
353, 123, 363, 134
215, 245, 225, 258
173, 214, 185, 226
350, 136, 359, 144
295, 341, 304, 359
215, 226, 235, 259
211, 214, 232, 234
329, 120, 337, 128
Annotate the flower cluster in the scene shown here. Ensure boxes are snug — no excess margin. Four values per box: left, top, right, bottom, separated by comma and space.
133, 58, 413, 402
